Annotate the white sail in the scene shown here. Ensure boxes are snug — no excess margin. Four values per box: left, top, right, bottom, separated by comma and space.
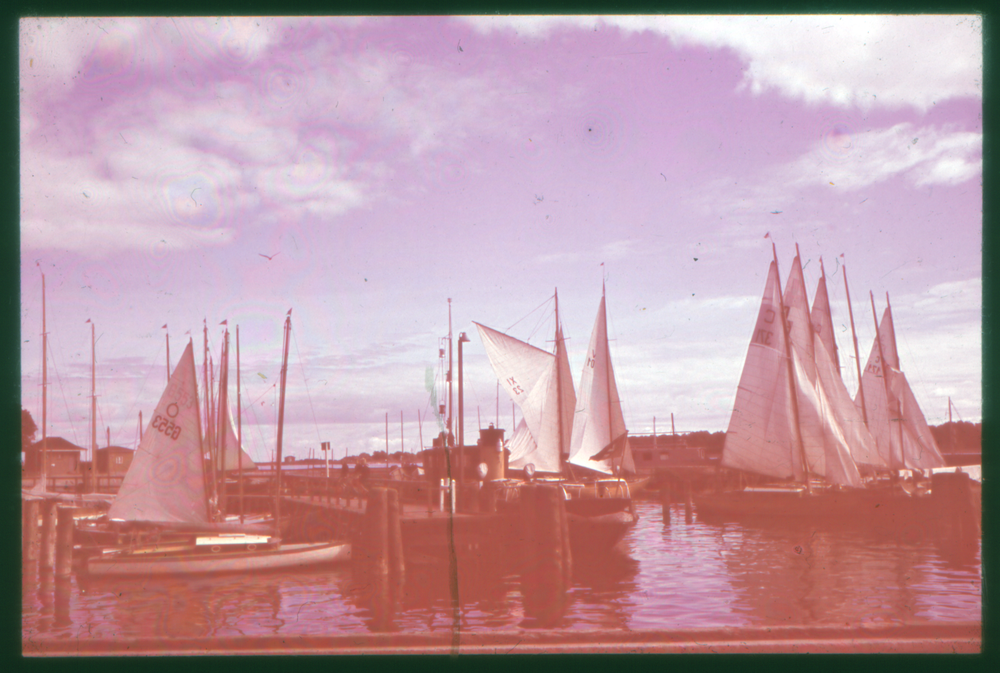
810, 277, 884, 470
109, 342, 210, 524
506, 417, 537, 467
885, 367, 946, 469
809, 268, 840, 371
474, 322, 565, 474
554, 322, 576, 462
568, 293, 636, 475
783, 255, 817, 382
854, 307, 902, 468
781, 257, 862, 487
721, 260, 802, 481
219, 404, 257, 472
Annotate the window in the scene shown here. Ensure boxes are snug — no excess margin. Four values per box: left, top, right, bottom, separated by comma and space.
115, 456, 123, 465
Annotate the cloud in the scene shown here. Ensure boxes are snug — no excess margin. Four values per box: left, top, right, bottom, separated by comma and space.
460, 15, 982, 111
785, 123, 981, 191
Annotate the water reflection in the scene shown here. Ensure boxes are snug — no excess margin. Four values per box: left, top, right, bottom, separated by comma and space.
21, 500, 980, 646
695, 512, 981, 627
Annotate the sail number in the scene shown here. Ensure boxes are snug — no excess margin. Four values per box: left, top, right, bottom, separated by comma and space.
866, 354, 882, 376
152, 414, 182, 440
752, 328, 774, 346
506, 377, 525, 396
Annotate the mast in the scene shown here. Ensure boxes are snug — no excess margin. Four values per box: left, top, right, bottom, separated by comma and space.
92, 320, 99, 481
885, 293, 908, 471
165, 326, 171, 383
773, 243, 811, 492
217, 327, 230, 517
870, 292, 904, 471
842, 263, 868, 425
40, 270, 48, 490
237, 326, 243, 522
202, 320, 218, 520
818, 257, 840, 369
601, 280, 624, 479
274, 310, 292, 535
447, 298, 454, 446
555, 288, 566, 467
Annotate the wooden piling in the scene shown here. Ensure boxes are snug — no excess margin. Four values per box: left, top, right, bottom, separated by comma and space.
387, 488, 405, 581
536, 486, 565, 582
23, 499, 40, 562
519, 484, 570, 627
39, 499, 58, 570
557, 487, 572, 584
363, 488, 389, 578
55, 507, 77, 577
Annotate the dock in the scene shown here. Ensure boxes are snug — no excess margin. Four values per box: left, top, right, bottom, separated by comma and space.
24, 621, 981, 655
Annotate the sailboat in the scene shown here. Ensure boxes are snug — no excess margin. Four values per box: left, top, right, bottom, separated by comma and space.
85, 332, 350, 576
854, 294, 946, 474
475, 287, 642, 552
695, 248, 958, 524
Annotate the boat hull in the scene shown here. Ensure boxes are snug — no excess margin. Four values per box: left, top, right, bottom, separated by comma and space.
86, 541, 351, 577
567, 510, 638, 554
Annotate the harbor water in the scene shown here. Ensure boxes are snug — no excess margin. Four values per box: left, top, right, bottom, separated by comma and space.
22, 500, 980, 648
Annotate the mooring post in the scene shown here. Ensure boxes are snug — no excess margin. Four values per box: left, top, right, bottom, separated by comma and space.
387, 487, 405, 582
364, 487, 389, 579
537, 485, 565, 583
55, 506, 77, 577
39, 499, 58, 570
23, 499, 40, 563
557, 486, 572, 585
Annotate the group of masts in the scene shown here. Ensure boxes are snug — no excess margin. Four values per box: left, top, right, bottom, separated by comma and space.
767, 241, 927, 487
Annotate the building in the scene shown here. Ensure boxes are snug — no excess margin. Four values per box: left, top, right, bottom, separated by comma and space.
24, 437, 84, 475
628, 434, 712, 473
95, 446, 135, 474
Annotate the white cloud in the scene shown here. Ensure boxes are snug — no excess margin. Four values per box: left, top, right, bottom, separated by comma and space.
785, 123, 981, 191
459, 15, 982, 111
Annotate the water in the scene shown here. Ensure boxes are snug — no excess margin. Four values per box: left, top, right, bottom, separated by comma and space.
22, 501, 980, 644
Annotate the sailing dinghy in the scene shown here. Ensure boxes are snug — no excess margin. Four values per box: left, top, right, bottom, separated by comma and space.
86, 338, 349, 576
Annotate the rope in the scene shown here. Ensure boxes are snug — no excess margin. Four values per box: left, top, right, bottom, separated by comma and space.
47, 338, 80, 447
291, 325, 322, 445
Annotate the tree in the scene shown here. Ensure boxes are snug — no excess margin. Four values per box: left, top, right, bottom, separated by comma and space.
22, 408, 37, 453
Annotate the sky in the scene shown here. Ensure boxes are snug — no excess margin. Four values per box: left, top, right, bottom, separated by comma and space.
19, 15, 983, 463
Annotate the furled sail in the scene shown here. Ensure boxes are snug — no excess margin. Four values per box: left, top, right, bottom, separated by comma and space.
568, 293, 636, 475
475, 322, 566, 474
721, 260, 802, 481
109, 342, 210, 524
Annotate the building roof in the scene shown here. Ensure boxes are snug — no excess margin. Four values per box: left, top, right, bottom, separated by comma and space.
28, 437, 85, 453
96, 445, 135, 454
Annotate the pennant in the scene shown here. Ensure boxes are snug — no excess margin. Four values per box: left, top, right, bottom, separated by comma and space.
162, 324, 168, 329
764, 231, 770, 239
219, 319, 228, 326
85, 319, 91, 324
286, 308, 293, 316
